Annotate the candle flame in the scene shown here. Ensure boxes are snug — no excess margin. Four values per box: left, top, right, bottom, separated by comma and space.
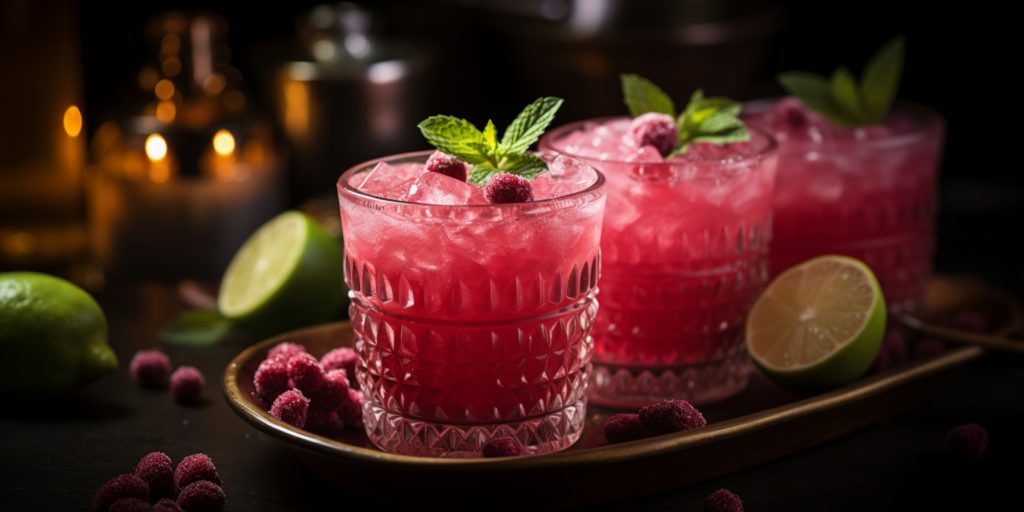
63, 106, 82, 137
145, 133, 168, 161
212, 130, 236, 156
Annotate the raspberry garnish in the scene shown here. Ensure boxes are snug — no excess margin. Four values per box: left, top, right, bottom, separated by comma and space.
320, 347, 358, 387
92, 474, 150, 512
705, 488, 744, 512
109, 497, 153, 512
270, 388, 310, 428
311, 369, 350, 412
945, 423, 988, 460
176, 481, 225, 512
638, 399, 707, 437
253, 358, 290, 403
286, 353, 325, 394
134, 451, 174, 500
483, 173, 534, 203
174, 453, 221, 489
130, 350, 172, 388
339, 388, 365, 429
153, 499, 183, 512
482, 437, 525, 458
267, 342, 307, 363
626, 112, 677, 156
425, 151, 468, 182
170, 366, 205, 404
603, 413, 644, 444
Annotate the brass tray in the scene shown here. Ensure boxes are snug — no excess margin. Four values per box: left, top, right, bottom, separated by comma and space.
224, 277, 1021, 506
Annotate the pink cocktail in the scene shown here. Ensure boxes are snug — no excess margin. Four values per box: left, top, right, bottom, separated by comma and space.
337, 151, 605, 456
542, 119, 777, 407
746, 99, 945, 312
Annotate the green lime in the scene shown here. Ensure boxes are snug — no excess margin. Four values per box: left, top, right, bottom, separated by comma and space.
218, 211, 345, 338
0, 272, 118, 394
745, 255, 887, 391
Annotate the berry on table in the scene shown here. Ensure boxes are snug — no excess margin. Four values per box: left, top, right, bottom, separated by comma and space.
704, 488, 744, 512
92, 474, 149, 512
176, 481, 226, 512
130, 350, 172, 388
945, 423, 988, 460
174, 453, 221, 489
170, 366, 205, 404
134, 451, 174, 500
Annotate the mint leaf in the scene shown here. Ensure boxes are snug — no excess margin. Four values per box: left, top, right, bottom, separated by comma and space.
499, 97, 563, 154
161, 309, 233, 346
830, 66, 865, 121
861, 36, 904, 122
620, 73, 675, 118
468, 164, 501, 187
672, 88, 749, 156
417, 116, 490, 165
778, 71, 860, 127
483, 119, 498, 150
500, 152, 547, 179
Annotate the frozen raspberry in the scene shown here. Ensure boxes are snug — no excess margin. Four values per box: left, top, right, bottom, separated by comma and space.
270, 388, 310, 428
305, 409, 345, 435
109, 497, 152, 512
626, 113, 677, 156
945, 423, 988, 460
153, 499, 183, 512
482, 437, 525, 458
604, 413, 644, 444
170, 366, 205, 404
311, 369, 350, 412
267, 342, 307, 363
286, 353, 325, 394
320, 348, 358, 387
134, 451, 174, 500
775, 97, 808, 129
93, 474, 149, 512
339, 388, 365, 429
253, 358, 290, 403
174, 453, 221, 489
705, 488, 744, 512
483, 173, 533, 204
176, 481, 225, 512
639, 399, 707, 437
425, 151, 468, 182
130, 350, 172, 388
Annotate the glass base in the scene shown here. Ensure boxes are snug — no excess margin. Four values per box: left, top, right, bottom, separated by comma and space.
588, 351, 753, 408
363, 398, 587, 457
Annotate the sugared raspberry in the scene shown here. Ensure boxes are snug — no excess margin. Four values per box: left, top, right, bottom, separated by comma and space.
305, 409, 344, 435
639, 399, 707, 437
775, 97, 808, 129
130, 350, 172, 388
170, 366, 205, 404
604, 413, 644, 444
267, 342, 307, 363
482, 437, 525, 458
109, 497, 153, 512
286, 353, 325, 394
945, 423, 988, 460
134, 451, 174, 500
320, 348, 358, 387
270, 389, 309, 428
153, 499, 183, 512
339, 389, 365, 429
311, 369, 350, 412
174, 453, 221, 489
705, 488, 744, 512
176, 481, 225, 512
253, 358, 290, 403
626, 113, 677, 156
425, 151, 468, 182
93, 474, 149, 512
483, 173, 534, 204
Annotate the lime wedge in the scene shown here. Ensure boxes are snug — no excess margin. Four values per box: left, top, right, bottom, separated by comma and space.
746, 255, 887, 391
218, 211, 345, 337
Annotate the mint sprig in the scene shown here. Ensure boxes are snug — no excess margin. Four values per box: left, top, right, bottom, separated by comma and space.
778, 36, 905, 127
620, 73, 749, 156
417, 97, 563, 186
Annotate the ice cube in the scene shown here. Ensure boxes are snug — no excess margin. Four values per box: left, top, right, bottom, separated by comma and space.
531, 155, 597, 199
402, 171, 475, 205
356, 162, 422, 199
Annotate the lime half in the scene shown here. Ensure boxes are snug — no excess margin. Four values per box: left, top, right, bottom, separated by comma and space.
746, 255, 887, 391
218, 211, 345, 337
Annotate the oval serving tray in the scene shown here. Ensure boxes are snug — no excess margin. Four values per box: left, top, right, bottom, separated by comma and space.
224, 277, 1021, 507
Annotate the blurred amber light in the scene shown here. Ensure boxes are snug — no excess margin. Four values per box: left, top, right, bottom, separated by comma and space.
212, 130, 236, 155
145, 133, 168, 161
155, 101, 176, 123
63, 105, 82, 137
155, 79, 175, 100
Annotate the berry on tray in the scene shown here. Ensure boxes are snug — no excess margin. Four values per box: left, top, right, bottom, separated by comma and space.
638, 400, 707, 437
482, 437, 525, 458
270, 389, 310, 428
603, 413, 644, 444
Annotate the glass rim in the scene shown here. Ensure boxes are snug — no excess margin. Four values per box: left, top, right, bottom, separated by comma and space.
743, 98, 946, 150
540, 117, 778, 167
337, 149, 607, 210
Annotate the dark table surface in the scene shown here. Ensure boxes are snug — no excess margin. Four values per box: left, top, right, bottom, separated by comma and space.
2, 282, 1022, 511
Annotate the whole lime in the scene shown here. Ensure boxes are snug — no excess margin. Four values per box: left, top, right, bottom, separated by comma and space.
0, 272, 118, 394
